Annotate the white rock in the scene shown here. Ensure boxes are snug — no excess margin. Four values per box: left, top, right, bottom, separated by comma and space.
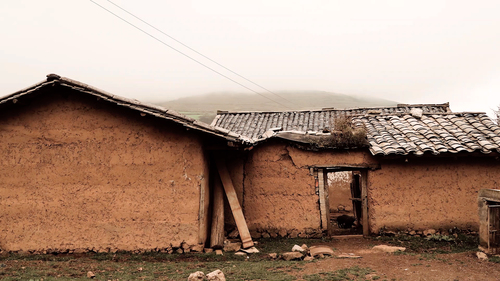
240, 247, 259, 254
188, 271, 206, 281
292, 245, 305, 252
477, 251, 488, 260
206, 269, 225, 281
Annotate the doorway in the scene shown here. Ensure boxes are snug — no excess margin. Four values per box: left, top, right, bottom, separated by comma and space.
327, 171, 363, 235
316, 167, 369, 236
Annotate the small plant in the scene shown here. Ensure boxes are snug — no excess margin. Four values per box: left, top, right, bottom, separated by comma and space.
425, 234, 455, 242
489, 256, 500, 263
303, 266, 374, 281
310, 116, 368, 149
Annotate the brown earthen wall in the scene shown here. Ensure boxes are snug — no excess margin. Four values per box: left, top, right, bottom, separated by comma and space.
0, 91, 207, 252
242, 142, 378, 233
368, 157, 500, 233
242, 141, 500, 235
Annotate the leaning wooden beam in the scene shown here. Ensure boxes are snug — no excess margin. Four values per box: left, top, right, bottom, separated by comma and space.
216, 158, 254, 249
210, 173, 225, 248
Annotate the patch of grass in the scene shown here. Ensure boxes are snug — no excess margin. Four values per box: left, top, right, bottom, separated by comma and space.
418, 253, 447, 262
375, 233, 478, 254
303, 266, 374, 281
0, 237, 339, 280
489, 256, 500, 263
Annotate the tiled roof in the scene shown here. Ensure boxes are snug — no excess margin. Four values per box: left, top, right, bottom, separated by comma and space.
211, 104, 450, 140
2, 74, 251, 144
212, 104, 500, 156
355, 113, 500, 156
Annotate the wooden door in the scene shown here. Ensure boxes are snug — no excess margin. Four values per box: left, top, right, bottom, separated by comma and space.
488, 205, 500, 254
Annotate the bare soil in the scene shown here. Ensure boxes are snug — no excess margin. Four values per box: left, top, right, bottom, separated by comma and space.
299, 236, 500, 281
1, 236, 499, 280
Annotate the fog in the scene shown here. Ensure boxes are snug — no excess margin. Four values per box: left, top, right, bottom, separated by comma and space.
1, 0, 500, 117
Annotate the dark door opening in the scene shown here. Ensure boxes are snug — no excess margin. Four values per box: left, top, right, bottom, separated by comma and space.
328, 170, 363, 235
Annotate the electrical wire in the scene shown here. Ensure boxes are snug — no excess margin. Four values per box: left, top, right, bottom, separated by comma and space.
105, 0, 296, 107
89, 0, 293, 109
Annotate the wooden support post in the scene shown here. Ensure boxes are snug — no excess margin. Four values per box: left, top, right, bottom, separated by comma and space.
361, 170, 369, 237
210, 173, 225, 248
318, 169, 330, 233
198, 168, 210, 245
216, 158, 254, 249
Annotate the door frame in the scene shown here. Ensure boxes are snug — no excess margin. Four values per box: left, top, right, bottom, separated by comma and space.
315, 166, 370, 237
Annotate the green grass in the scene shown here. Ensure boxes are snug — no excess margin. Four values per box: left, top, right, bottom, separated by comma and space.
375, 233, 478, 254
303, 266, 375, 281
0, 238, 339, 280
489, 256, 500, 263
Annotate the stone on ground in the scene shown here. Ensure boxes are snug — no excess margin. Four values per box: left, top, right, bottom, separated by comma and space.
292, 245, 305, 252
309, 246, 334, 257
240, 246, 259, 254
476, 251, 488, 260
372, 245, 406, 253
303, 256, 314, 261
188, 271, 205, 281
282, 252, 304, 261
337, 253, 362, 259
215, 249, 223, 255
268, 253, 278, 259
87, 271, 95, 279
206, 269, 225, 281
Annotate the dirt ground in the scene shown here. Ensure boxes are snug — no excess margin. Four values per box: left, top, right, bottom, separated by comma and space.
1, 236, 499, 280
299, 236, 500, 281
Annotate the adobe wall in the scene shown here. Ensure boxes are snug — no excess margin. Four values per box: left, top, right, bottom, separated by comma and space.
0, 90, 207, 253
242, 141, 377, 236
368, 157, 500, 233
242, 141, 498, 236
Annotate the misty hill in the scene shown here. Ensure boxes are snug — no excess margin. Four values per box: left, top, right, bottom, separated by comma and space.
159, 91, 399, 123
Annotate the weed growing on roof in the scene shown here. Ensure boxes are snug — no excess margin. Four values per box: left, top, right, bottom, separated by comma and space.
312, 115, 368, 149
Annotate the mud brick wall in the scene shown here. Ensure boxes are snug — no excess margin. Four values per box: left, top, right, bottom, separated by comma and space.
0, 91, 207, 252
241, 142, 377, 234
368, 157, 500, 233
240, 141, 500, 235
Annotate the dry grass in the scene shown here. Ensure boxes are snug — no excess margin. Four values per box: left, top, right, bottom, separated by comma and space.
312, 116, 368, 149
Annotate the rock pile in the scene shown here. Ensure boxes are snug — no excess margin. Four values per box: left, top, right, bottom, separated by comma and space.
188, 270, 226, 281
268, 244, 334, 261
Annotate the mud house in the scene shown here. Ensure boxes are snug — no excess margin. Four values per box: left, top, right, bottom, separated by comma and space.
0, 74, 250, 253
2, 74, 500, 253
212, 104, 500, 237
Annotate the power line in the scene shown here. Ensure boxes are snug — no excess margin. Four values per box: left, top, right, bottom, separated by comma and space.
105, 0, 296, 107
89, 0, 293, 109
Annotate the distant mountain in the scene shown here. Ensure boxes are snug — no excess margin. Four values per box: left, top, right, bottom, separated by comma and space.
158, 91, 399, 124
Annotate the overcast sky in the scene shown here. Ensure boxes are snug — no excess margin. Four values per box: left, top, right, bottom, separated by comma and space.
1, 0, 500, 117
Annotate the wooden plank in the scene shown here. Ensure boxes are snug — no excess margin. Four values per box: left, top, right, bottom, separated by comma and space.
210, 173, 225, 248
318, 169, 328, 232
216, 158, 254, 249
198, 165, 210, 244
322, 169, 332, 235
361, 170, 369, 237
